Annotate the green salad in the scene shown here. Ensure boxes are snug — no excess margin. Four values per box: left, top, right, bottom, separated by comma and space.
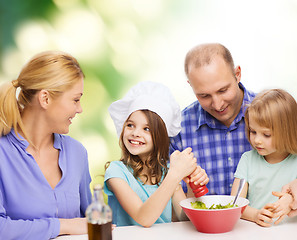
191, 201, 238, 209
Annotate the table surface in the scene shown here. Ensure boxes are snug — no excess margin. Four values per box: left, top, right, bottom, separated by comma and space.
56, 217, 297, 240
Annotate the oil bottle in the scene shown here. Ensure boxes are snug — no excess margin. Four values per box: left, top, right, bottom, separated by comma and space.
86, 184, 112, 240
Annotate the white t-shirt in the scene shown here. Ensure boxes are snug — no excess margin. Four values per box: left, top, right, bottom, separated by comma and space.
234, 150, 297, 209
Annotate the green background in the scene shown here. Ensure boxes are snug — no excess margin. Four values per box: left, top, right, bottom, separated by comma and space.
1, 0, 297, 189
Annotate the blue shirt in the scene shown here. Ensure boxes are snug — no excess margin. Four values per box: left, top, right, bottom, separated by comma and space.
170, 83, 256, 195
104, 161, 171, 226
0, 130, 92, 240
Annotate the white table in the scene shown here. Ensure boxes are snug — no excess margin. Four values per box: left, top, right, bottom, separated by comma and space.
56, 217, 297, 240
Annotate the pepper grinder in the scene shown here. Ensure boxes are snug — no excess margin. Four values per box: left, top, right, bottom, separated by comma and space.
189, 181, 208, 198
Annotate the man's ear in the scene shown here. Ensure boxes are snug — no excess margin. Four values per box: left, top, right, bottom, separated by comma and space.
234, 65, 241, 83
38, 90, 50, 109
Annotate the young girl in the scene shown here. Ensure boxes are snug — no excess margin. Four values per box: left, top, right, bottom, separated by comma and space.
231, 88, 297, 227
104, 81, 209, 227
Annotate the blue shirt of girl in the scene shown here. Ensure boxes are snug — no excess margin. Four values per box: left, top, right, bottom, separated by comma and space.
104, 161, 171, 226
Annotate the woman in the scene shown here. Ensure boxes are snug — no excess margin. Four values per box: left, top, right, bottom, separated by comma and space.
0, 51, 91, 239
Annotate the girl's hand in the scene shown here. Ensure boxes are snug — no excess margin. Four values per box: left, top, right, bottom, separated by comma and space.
169, 147, 197, 181
254, 204, 275, 227
184, 165, 209, 186
272, 191, 293, 224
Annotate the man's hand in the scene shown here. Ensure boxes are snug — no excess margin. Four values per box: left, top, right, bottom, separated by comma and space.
272, 191, 293, 224
281, 179, 297, 217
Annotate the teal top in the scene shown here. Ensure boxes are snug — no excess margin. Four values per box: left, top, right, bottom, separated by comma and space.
234, 150, 297, 209
104, 161, 171, 226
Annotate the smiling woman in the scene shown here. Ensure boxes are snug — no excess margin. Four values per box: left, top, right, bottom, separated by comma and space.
0, 51, 92, 239
44, 78, 84, 135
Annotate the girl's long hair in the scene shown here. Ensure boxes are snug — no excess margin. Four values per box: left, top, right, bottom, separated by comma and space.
119, 110, 169, 185
0, 51, 84, 140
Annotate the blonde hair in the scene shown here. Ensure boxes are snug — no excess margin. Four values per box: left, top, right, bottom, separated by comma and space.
245, 89, 297, 154
184, 43, 235, 77
0, 51, 84, 138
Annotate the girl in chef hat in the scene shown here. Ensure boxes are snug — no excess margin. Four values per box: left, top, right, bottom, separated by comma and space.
104, 81, 209, 227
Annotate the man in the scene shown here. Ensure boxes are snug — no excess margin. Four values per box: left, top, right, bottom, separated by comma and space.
170, 43, 256, 195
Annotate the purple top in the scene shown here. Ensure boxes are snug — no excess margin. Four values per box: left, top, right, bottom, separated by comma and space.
0, 130, 92, 240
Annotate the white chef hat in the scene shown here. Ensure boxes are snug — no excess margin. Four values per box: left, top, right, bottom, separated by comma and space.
108, 81, 181, 137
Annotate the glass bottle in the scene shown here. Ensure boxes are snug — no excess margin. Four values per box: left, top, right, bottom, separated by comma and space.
86, 184, 112, 240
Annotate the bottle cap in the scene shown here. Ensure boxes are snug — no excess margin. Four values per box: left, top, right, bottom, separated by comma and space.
93, 184, 103, 191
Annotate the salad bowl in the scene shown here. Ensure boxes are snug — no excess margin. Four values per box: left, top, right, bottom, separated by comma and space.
180, 195, 249, 233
